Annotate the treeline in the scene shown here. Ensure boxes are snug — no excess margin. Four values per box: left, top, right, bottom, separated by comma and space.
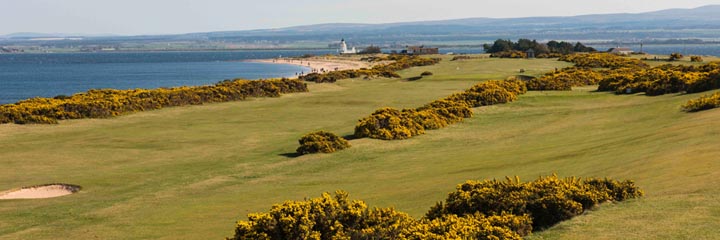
300, 55, 441, 83
0, 78, 308, 124
354, 79, 526, 140
228, 175, 643, 240
484, 39, 596, 58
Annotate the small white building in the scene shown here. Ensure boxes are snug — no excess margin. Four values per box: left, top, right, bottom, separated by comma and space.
609, 47, 634, 55
339, 39, 357, 54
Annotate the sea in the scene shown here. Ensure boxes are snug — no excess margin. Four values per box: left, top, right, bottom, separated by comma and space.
1, 45, 718, 104
0, 50, 331, 104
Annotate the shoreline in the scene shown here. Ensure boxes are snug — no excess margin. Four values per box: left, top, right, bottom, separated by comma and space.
250, 57, 372, 77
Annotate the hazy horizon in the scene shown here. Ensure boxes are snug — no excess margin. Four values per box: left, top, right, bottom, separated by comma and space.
2, 0, 720, 36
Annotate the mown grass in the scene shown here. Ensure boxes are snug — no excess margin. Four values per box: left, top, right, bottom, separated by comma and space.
1, 56, 719, 239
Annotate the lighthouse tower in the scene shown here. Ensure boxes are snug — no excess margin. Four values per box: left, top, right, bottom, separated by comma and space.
341, 39, 348, 53
339, 38, 357, 54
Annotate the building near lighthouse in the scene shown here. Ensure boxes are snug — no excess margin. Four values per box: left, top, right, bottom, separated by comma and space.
338, 39, 357, 54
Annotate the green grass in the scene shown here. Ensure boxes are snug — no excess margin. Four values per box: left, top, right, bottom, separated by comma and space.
1, 56, 720, 239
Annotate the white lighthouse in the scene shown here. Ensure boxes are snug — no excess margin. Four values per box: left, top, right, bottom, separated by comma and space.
339, 38, 357, 54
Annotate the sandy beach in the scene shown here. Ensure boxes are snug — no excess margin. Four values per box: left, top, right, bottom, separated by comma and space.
252, 57, 374, 76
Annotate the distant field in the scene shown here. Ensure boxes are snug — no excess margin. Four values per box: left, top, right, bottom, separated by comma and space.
1, 55, 719, 239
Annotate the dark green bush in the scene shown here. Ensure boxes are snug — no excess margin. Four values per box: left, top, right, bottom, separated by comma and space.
296, 131, 351, 155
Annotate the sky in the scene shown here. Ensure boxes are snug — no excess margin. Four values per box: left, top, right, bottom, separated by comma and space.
2, 0, 719, 36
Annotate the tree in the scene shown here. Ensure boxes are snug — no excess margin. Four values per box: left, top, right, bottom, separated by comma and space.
669, 53, 684, 61
484, 39, 514, 53
359, 45, 382, 54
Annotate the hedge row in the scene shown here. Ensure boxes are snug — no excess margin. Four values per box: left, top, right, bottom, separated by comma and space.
0, 78, 308, 124
296, 131, 351, 155
559, 53, 649, 69
427, 175, 643, 230
533, 54, 720, 98
228, 175, 642, 239
300, 55, 441, 83
490, 51, 565, 59
682, 92, 720, 112
598, 64, 720, 96
354, 79, 526, 140
527, 67, 604, 91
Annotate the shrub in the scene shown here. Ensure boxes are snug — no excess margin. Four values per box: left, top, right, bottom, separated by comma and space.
446, 82, 518, 107
669, 52, 684, 61
595, 63, 720, 95
559, 53, 648, 69
296, 131, 351, 155
228, 176, 641, 239
691, 56, 704, 62
0, 78, 308, 125
686, 69, 720, 93
682, 92, 720, 112
490, 50, 527, 58
359, 45, 382, 54
527, 67, 604, 91
300, 55, 441, 83
354, 80, 521, 141
354, 108, 425, 140
420, 71, 434, 76
227, 191, 534, 240
426, 175, 643, 230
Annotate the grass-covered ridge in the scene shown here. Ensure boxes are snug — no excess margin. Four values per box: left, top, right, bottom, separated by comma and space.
1, 55, 719, 239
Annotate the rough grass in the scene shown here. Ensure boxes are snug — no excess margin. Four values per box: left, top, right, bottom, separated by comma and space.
1, 56, 719, 239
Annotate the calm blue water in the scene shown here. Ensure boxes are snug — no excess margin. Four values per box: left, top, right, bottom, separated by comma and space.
0, 50, 334, 104
2, 45, 717, 104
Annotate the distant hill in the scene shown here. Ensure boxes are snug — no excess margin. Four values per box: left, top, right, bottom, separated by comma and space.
3, 5, 720, 49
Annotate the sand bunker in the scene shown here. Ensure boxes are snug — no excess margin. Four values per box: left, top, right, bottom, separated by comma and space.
0, 184, 80, 200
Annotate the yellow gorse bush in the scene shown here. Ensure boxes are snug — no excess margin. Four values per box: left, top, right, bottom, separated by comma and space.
559, 53, 648, 69
296, 131, 351, 155
300, 55, 441, 83
228, 175, 642, 240
0, 78, 308, 124
683, 92, 720, 112
527, 67, 604, 91
426, 174, 643, 230
355, 79, 526, 140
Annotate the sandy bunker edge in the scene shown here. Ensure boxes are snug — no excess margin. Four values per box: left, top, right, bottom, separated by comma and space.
0, 183, 81, 200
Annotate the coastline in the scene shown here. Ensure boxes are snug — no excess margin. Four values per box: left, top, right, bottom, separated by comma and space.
250, 57, 372, 77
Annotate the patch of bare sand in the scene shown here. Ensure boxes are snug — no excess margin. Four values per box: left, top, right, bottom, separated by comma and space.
251, 57, 375, 76
0, 184, 80, 200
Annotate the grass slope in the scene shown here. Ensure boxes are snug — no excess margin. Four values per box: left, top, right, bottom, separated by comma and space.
1, 56, 719, 239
